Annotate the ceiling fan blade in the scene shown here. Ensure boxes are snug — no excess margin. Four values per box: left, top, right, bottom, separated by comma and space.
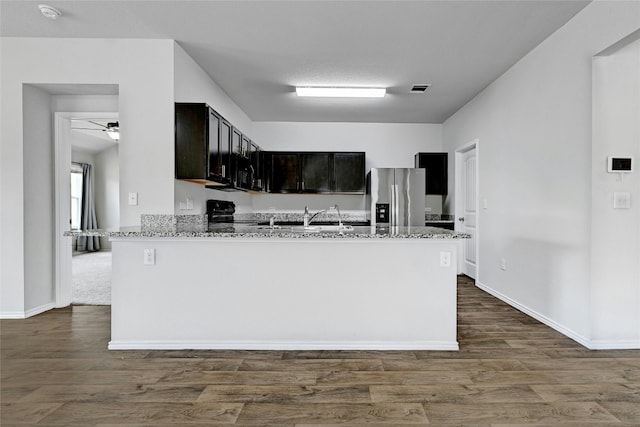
87, 120, 109, 129
71, 127, 108, 131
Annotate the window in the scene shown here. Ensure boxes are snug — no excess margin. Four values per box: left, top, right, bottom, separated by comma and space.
70, 164, 83, 230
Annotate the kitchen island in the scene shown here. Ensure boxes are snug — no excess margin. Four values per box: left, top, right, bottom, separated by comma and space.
69, 223, 469, 351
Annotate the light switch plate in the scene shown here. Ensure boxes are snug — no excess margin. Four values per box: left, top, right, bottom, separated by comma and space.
614, 192, 631, 209
128, 192, 138, 206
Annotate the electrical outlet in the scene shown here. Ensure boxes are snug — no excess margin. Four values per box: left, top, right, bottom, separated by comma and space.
144, 248, 155, 265
179, 198, 194, 210
500, 258, 507, 271
440, 251, 451, 267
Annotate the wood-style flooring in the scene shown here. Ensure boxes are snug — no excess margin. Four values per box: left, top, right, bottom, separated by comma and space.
2, 275, 639, 426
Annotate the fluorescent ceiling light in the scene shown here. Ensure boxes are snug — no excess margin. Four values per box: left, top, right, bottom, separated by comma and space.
296, 87, 386, 98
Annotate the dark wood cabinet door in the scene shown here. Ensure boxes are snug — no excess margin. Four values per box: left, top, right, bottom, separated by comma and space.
333, 152, 365, 194
208, 109, 221, 177
219, 119, 232, 182
250, 142, 262, 191
415, 152, 448, 195
271, 153, 300, 193
301, 153, 331, 193
175, 103, 207, 179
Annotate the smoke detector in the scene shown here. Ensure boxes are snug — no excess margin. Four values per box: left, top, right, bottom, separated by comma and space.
39, 4, 62, 20
410, 84, 431, 94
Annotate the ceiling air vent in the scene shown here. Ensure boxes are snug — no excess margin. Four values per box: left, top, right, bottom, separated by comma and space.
410, 84, 431, 94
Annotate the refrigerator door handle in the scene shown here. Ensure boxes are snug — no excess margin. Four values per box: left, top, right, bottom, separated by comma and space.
392, 184, 399, 227
390, 185, 395, 227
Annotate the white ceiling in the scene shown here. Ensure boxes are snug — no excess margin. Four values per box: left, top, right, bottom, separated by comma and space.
71, 118, 119, 154
1, 0, 590, 123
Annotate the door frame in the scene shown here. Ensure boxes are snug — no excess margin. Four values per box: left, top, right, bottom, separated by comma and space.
454, 139, 479, 280
54, 111, 118, 307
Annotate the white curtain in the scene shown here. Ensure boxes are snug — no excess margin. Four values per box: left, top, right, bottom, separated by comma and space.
76, 163, 100, 252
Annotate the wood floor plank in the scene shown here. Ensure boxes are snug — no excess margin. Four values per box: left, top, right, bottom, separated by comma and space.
238, 358, 384, 372
423, 402, 620, 425
519, 357, 633, 371
0, 402, 63, 424
144, 350, 284, 360
315, 370, 473, 385
89, 357, 245, 371
38, 402, 244, 425
469, 369, 635, 385
235, 403, 428, 424
597, 401, 640, 424
381, 358, 527, 371
531, 383, 640, 402
281, 350, 418, 360
18, 384, 208, 403
370, 384, 543, 404
197, 385, 372, 404
1, 370, 167, 386
155, 370, 317, 386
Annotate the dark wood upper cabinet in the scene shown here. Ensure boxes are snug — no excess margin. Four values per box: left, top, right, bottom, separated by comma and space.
301, 153, 331, 193
333, 152, 365, 193
267, 151, 365, 194
415, 152, 448, 195
270, 152, 300, 193
175, 103, 208, 181
176, 102, 260, 189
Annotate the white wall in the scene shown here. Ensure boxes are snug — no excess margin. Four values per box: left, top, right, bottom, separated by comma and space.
251, 121, 442, 212
94, 145, 120, 249
22, 85, 55, 315
52, 95, 119, 113
442, 1, 640, 347
1, 38, 175, 317
591, 38, 640, 346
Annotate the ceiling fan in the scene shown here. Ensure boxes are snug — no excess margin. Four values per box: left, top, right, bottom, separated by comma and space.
71, 120, 120, 141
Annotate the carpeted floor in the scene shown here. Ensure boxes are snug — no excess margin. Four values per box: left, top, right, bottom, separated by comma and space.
72, 250, 111, 305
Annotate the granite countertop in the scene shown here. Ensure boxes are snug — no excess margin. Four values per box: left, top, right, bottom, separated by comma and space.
65, 224, 470, 240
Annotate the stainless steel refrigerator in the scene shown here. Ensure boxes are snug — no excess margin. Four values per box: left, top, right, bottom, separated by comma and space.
366, 168, 425, 227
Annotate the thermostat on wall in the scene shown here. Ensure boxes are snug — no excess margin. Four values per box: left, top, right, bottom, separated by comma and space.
608, 156, 633, 173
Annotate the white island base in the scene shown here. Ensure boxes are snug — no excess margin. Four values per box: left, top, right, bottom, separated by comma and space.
109, 237, 459, 351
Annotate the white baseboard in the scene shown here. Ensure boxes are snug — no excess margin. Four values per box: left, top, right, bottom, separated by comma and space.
108, 340, 460, 351
0, 311, 28, 319
25, 302, 56, 318
588, 340, 640, 350
475, 281, 593, 349
1, 302, 55, 319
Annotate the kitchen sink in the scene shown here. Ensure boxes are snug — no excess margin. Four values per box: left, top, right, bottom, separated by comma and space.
290, 225, 354, 233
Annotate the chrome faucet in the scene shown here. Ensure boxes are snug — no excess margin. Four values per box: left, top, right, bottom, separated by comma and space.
306, 207, 327, 226
331, 204, 343, 228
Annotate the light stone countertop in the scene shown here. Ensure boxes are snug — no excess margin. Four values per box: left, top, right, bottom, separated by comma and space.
65, 224, 470, 239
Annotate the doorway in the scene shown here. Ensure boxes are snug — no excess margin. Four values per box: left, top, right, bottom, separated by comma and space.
69, 116, 119, 305
455, 140, 479, 280
55, 107, 119, 308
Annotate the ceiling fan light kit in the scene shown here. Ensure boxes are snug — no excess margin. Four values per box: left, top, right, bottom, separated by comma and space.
295, 87, 386, 98
38, 4, 62, 20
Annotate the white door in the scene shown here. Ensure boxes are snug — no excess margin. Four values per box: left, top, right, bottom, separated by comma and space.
460, 148, 477, 278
